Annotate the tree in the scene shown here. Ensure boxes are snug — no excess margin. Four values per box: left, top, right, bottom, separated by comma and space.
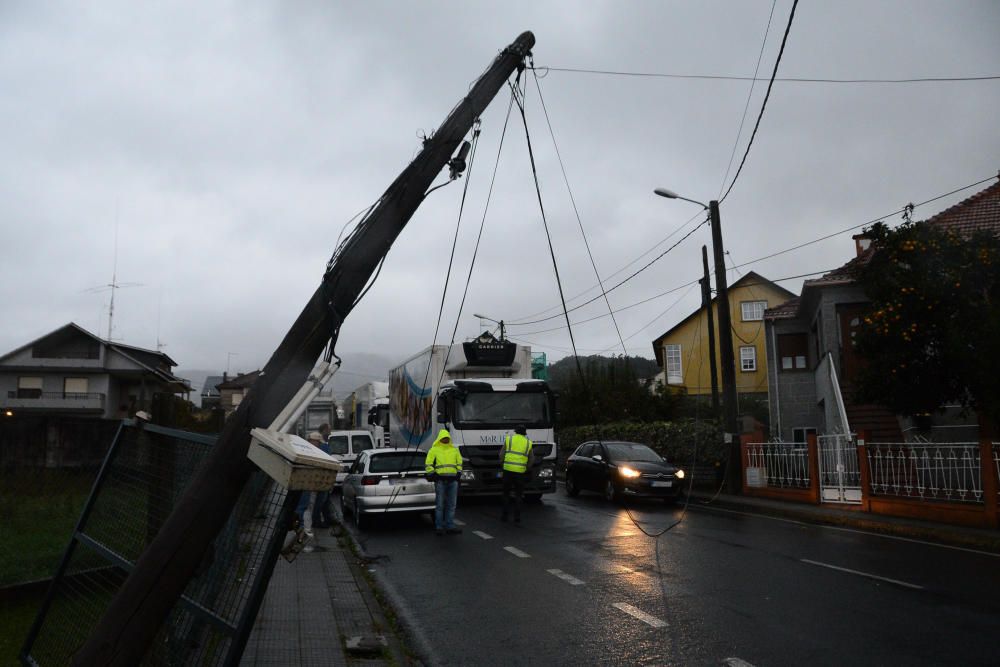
852, 220, 1000, 427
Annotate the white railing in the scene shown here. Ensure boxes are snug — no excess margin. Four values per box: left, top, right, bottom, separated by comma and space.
818, 433, 862, 503
866, 442, 983, 504
745, 442, 811, 489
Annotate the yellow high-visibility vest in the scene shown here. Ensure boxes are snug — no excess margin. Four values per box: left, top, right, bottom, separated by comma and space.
502, 434, 532, 473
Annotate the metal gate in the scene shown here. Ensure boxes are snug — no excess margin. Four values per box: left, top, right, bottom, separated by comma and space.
817, 433, 862, 503
20, 419, 298, 666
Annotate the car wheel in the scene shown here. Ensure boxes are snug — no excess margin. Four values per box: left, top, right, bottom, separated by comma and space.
354, 499, 368, 530
564, 473, 580, 497
525, 494, 542, 504
604, 480, 620, 503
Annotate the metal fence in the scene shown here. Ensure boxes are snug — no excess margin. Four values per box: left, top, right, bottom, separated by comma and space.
21, 420, 296, 666
817, 434, 862, 504
865, 441, 984, 504
744, 441, 811, 489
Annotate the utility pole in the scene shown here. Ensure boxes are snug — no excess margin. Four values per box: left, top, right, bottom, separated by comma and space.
73, 31, 536, 666
708, 200, 741, 494
700, 245, 719, 414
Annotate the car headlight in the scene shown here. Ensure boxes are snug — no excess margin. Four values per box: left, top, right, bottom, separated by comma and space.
537, 467, 553, 479
460, 470, 475, 481
675, 469, 685, 479
619, 466, 641, 478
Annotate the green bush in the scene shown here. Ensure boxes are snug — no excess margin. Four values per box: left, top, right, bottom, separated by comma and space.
556, 419, 724, 467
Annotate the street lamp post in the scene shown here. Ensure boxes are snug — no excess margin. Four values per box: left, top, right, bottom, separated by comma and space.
654, 189, 741, 494
473, 313, 506, 341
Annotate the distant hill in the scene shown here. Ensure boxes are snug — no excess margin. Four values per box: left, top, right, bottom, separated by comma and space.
547, 355, 660, 390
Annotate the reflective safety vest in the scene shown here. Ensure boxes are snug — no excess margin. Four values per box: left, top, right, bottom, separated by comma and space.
502, 434, 533, 473
425, 433, 463, 477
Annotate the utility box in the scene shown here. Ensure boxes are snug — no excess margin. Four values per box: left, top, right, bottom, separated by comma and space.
248, 428, 341, 491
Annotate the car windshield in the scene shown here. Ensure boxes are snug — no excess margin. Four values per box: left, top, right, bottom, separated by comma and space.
605, 443, 662, 463
453, 391, 550, 425
368, 452, 427, 474
328, 435, 349, 456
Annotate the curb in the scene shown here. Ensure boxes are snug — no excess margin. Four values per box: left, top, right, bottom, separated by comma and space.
687, 492, 1000, 553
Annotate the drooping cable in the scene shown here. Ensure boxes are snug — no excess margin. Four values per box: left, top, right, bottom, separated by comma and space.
531, 61, 627, 354
718, 0, 777, 199
719, 0, 799, 204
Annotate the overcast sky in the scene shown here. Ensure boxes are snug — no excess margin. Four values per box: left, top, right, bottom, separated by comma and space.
2, 1, 998, 384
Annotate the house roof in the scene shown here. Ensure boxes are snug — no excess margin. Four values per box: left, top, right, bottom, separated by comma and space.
202, 375, 225, 396
651, 271, 797, 365
217, 370, 261, 390
0, 322, 190, 391
763, 296, 800, 320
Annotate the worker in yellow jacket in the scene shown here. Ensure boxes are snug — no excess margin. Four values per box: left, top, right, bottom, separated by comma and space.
499, 425, 534, 523
425, 429, 463, 535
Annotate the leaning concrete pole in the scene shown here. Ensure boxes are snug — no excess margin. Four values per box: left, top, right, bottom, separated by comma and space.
73, 30, 535, 666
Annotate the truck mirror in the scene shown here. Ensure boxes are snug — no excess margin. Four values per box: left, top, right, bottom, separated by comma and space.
437, 400, 449, 424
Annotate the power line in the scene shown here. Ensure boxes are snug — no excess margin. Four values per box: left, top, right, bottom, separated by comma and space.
718, 0, 777, 199
531, 66, 1000, 84
720, 0, 799, 203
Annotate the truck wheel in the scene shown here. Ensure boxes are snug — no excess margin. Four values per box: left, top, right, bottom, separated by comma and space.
564, 474, 580, 497
604, 480, 620, 503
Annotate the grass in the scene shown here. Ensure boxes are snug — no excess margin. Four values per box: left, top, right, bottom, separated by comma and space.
0, 469, 95, 586
0, 589, 44, 665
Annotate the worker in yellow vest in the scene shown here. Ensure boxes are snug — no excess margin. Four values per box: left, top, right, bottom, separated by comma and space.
499, 425, 534, 523
425, 429, 463, 535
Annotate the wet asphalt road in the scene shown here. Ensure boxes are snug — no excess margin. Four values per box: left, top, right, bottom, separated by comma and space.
341, 486, 1000, 666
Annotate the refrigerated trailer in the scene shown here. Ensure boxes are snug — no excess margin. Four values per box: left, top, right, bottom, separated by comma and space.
388, 335, 557, 498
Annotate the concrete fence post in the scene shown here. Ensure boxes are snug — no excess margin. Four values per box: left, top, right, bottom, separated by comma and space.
856, 429, 872, 512
979, 440, 998, 528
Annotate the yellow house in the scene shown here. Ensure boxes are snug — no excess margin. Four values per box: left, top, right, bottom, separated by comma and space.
652, 272, 796, 397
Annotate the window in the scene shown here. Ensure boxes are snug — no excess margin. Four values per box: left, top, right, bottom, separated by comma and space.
352, 434, 374, 452
17, 377, 43, 399
740, 346, 757, 372
664, 344, 683, 384
777, 333, 808, 371
741, 301, 767, 321
792, 427, 817, 444
64, 377, 89, 396
231, 391, 243, 407
329, 435, 349, 456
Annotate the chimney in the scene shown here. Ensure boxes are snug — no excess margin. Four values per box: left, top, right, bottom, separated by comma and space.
852, 233, 872, 257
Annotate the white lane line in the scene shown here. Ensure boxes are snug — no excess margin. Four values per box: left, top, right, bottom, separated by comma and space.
723, 658, 756, 667
547, 569, 585, 586
453, 519, 466, 526
800, 558, 923, 590
473, 530, 493, 540
504, 546, 531, 558
612, 602, 668, 628
691, 504, 1000, 558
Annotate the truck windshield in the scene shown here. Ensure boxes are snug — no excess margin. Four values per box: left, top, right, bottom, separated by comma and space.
453, 391, 551, 426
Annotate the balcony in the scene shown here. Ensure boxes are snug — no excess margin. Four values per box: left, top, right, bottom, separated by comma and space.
5, 391, 106, 413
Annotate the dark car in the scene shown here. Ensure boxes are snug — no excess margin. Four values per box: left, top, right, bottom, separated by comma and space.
564, 440, 685, 503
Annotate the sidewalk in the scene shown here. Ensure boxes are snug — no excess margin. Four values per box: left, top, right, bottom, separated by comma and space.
241, 522, 411, 666
687, 489, 1000, 552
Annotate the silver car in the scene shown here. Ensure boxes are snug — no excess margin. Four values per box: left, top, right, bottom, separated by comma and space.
340, 448, 435, 529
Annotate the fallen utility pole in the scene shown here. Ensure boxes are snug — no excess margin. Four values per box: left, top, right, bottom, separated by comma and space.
73, 30, 535, 666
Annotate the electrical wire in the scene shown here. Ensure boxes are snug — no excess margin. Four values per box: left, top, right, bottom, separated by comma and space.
719, 0, 799, 203
531, 60, 628, 354
529, 67, 1000, 84
718, 0, 777, 199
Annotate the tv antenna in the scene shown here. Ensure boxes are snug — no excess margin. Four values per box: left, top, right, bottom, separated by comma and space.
83, 218, 143, 340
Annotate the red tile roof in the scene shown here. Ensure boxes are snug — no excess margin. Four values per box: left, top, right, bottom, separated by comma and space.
923, 178, 1000, 236
764, 296, 799, 320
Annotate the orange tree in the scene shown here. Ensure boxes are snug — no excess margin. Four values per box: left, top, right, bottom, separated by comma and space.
852, 220, 1000, 427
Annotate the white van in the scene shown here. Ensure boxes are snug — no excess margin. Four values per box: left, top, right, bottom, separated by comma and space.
328, 430, 375, 487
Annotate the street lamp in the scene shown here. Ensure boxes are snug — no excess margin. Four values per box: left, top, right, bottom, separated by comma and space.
654, 187, 741, 494
473, 313, 506, 341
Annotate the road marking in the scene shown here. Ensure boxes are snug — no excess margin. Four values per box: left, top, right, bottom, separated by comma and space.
800, 558, 923, 590
691, 504, 1000, 558
453, 519, 466, 526
612, 602, 667, 628
547, 569, 585, 585
504, 546, 531, 558
473, 531, 493, 540
723, 658, 756, 667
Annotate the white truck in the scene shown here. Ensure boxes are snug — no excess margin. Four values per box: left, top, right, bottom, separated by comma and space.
388, 334, 557, 498
349, 381, 391, 448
